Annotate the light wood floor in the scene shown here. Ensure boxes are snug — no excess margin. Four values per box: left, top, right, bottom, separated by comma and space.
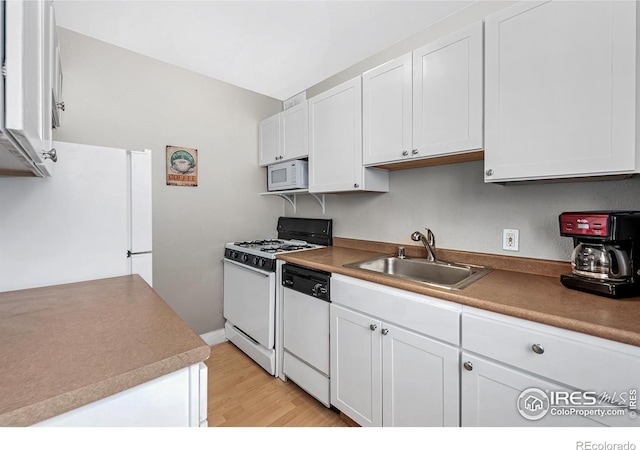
205, 342, 348, 427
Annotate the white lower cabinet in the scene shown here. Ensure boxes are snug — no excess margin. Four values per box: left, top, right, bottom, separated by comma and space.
382, 322, 459, 427
461, 307, 640, 427
331, 305, 382, 427
34, 362, 208, 427
461, 353, 607, 427
329, 274, 461, 427
329, 275, 640, 427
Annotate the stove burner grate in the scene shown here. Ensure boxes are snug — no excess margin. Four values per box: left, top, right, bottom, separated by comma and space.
234, 239, 283, 247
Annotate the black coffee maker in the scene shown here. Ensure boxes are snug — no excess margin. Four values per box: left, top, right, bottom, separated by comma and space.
559, 211, 640, 299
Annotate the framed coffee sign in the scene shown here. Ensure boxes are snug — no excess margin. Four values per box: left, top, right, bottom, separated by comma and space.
166, 145, 197, 187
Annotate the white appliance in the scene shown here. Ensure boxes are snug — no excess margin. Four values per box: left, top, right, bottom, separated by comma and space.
267, 159, 308, 191
223, 217, 332, 377
0, 141, 153, 292
281, 263, 331, 406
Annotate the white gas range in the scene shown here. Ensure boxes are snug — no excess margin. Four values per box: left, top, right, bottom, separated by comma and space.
223, 217, 332, 378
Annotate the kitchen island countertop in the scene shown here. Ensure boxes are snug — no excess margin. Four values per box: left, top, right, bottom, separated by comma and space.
0, 275, 210, 427
277, 239, 640, 348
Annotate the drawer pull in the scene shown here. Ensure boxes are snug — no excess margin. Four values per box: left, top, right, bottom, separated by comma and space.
463, 361, 473, 371
381, 328, 389, 335
531, 344, 545, 355
369, 324, 377, 331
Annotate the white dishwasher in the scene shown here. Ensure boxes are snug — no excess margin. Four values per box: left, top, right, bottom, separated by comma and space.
282, 264, 331, 407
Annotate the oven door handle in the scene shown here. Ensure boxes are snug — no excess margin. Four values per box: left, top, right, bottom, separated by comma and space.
223, 258, 272, 277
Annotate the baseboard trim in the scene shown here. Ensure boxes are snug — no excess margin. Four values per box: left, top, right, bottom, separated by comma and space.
200, 328, 227, 347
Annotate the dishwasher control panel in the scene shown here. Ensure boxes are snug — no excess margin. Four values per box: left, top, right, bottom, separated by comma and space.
282, 264, 331, 302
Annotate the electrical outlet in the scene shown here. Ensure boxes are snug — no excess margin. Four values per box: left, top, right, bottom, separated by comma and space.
503, 229, 519, 251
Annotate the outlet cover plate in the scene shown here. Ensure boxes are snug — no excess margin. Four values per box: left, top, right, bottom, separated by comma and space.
503, 229, 519, 251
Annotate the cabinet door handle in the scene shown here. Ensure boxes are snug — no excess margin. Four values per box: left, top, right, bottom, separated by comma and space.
42, 149, 58, 163
463, 361, 473, 371
531, 344, 545, 355
381, 328, 389, 335
402, 150, 409, 156
354, 183, 359, 188
485, 169, 494, 176
56, 101, 65, 111
412, 149, 418, 155
369, 324, 377, 331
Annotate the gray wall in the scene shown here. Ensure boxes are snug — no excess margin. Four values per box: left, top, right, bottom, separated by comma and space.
289, 162, 640, 262
289, 0, 640, 263
53, 28, 283, 335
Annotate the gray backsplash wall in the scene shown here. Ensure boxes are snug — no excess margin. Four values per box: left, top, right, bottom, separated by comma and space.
287, 162, 640, 262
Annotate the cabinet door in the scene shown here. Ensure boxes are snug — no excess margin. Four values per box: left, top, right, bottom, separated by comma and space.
484, 0, 637, 182
280, 102, 308, 162
41, 1, 54, 158
309, 77, 363, 193
258, 113, 280, 166
50, 1, 63, 129
382, 323, 459, 427
362, 53, 413, 165
4, 0, 53, 175
330, 304, 382, 427
461, 353, 609, 427
413, 21, 483, 158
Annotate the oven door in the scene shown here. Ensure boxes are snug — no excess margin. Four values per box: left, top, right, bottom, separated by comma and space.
223, 259, 276, 349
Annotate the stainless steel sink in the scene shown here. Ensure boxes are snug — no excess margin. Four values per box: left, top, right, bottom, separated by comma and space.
344, 256, 492, 290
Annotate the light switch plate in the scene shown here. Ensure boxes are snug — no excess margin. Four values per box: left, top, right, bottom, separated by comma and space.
503, 229, 519, 251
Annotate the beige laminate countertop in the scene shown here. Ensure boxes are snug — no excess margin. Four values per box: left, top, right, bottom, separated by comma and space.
0, 275, 210, 427
277, 242, 640, 348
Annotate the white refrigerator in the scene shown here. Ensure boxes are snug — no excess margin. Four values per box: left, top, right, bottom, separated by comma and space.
0, 141, 153, 292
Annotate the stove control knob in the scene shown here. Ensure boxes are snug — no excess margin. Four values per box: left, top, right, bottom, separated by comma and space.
258, 258, 266, 267
252, 256, 258, 265
241, 254, 249, 262
232, 251, 239, 259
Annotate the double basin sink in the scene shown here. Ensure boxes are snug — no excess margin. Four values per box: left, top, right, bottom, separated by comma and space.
344, 255, 491, 290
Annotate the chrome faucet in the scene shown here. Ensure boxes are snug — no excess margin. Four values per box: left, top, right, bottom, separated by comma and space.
411, 229, 437, 262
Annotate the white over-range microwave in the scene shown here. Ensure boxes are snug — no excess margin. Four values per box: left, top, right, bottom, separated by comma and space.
267, 159, 308, 191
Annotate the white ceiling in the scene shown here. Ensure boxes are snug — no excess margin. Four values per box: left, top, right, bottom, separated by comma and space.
54, 0, 474, 101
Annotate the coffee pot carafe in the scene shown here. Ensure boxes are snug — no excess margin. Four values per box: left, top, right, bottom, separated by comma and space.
571, 243, 632, 281
559, 211, 640, 299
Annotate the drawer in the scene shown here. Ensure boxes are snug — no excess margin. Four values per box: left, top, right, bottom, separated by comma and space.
462, 308, 640, 398
332, 274, 461, 345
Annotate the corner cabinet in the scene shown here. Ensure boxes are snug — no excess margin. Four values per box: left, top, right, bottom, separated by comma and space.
1, 0, 60, 177
484, 0, 640, 182
330, 274, 460, 427
308, 77, 388, 193
258, 101, 308, 167
362, 22, 483, 168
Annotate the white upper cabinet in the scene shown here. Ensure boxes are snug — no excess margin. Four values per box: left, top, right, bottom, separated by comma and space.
484, 0, 638, 182
413, 21, 483, 159
309, 76, 388, 193
362, 22, 483, 167
362, 53, 413, 165
258, 113, 281, 166
258, 102, 308, 167
3, 0, 50, 175
0, 0, 59, 177
279, 101, 308, 162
